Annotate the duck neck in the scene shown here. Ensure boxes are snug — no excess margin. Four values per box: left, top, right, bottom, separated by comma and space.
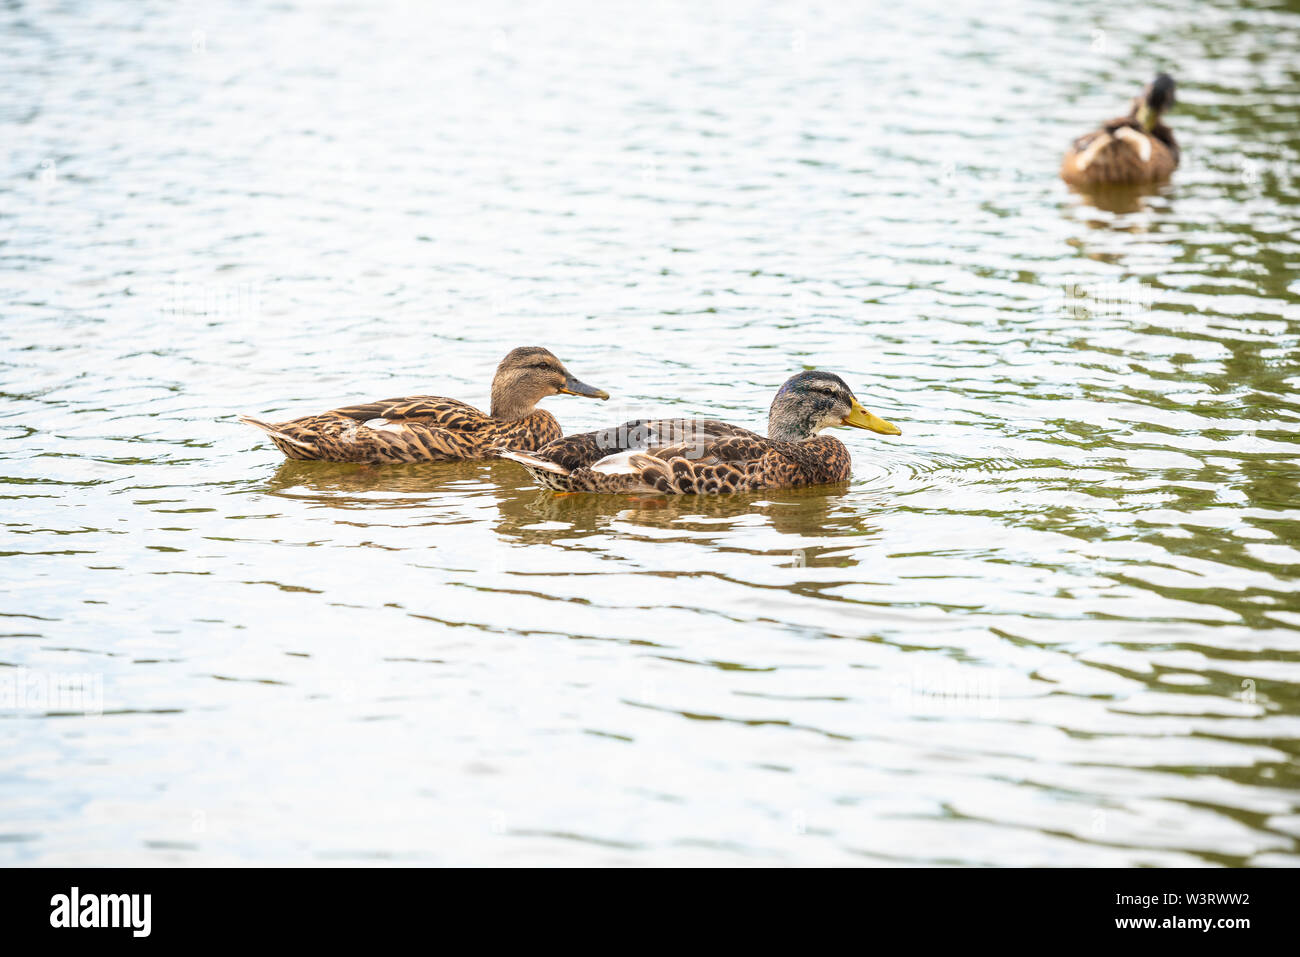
767, 412, 818, 443
490, 388, 537, 422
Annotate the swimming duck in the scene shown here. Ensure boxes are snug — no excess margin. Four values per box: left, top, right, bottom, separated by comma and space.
1061, 74, 1179, 187
240, 346, 609, 463
499, 370, 900, 494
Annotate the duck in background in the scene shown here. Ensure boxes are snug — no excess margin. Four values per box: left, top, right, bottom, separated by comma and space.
1061, 74, 1179, 187
239, 346, 609, 463
499, 370, 901, 494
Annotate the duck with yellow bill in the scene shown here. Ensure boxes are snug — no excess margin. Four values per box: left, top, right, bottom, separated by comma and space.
499, 370, 901, 494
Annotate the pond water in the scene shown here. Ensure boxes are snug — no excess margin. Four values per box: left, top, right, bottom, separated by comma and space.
2, 0, 1298, 865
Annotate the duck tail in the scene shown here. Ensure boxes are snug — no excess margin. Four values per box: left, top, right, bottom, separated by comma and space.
497, 449, 571, 477
238, 415, 317, 455
238, 414, 277, 433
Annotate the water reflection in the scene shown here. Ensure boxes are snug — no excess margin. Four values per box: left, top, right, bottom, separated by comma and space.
263, 459, 494, 503
493, 480, 870, 559
1066, 183, 1172, 220
264, 456, 876, 555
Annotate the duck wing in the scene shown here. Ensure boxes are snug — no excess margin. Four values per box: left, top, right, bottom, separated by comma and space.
240, 395, 536, 462
504, 431, 851, 495
328, 395, 490, 430
532, 417, 761, 472
1063, 116, 1178, 186
629, 435, 850, 493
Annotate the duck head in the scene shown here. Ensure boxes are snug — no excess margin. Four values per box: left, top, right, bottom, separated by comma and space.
489, 347, 609, 420
1134, 73, 1176, 131
767, 370, 901, 442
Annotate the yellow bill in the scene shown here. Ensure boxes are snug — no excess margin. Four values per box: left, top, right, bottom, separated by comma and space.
843, 398, 901, 435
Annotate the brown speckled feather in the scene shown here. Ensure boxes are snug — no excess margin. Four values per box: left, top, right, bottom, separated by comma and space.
531, 418, 759, 473
1061, 117, 1179, 187
505, 420, 853, 494
240, 396, 561, 463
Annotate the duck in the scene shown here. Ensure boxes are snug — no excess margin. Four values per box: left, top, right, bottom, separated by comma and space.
239, 346, 609, 463
1061, 74, 1179, 187
498, 370, 900, 494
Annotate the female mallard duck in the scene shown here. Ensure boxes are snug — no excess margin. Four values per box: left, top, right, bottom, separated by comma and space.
1061, 74, 1179, 187
239, 346, 609, 463
499, 370, 900, 494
